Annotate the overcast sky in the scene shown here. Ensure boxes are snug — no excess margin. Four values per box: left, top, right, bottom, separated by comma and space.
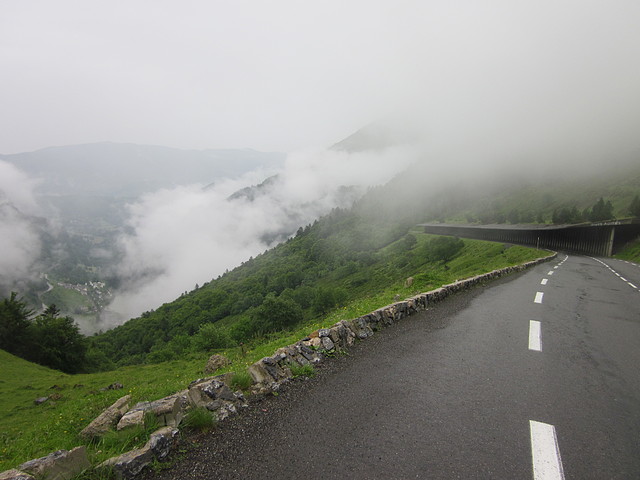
1, 0, 640, 155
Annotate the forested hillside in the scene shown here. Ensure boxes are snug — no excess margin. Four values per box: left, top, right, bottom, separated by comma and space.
89, 208, 414, 367
87, 159, 640, 369
4, 157, 639, 373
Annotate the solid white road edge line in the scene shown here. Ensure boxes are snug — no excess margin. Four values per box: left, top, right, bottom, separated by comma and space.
534, 292, 544, 304
591, 257, 640, 291
529, 321, 542, 351
530, 420, 565, 480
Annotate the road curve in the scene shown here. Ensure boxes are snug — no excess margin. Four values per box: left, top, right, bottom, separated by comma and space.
145, 255, 640, 479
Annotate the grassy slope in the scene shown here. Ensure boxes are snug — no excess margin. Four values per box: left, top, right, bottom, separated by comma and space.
0, 234, 547, 471
0, 348, 207, 469
614, 239, 640, 263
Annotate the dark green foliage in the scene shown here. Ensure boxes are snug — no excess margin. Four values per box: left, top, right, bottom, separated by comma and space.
423, 236, 465, 264
0, 293, 34, 359
191, 323, 233, 352
0, 297, 87, 373
312, 287, 347, 315
147, 334, 194, 363
250, 294, 303, 335
629, 195, 640, 217
587, 197, 615, 222
29, 305, 88, 373
552, 206, 583, 224
283, 285, 315, 309
507, 209, 521, 224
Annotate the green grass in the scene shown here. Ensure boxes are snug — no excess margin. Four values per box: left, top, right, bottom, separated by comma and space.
0, 350, 207, 470
614, 239, 640, 263
289, 363, 315, 378
180, 407, 216, 432
0, 235, 549, 472
41, 284, 94, 313
229, 370, 253, 391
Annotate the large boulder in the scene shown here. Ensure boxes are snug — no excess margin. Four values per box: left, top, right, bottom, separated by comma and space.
80, 395, 131, 439
188, 376, 247, 421
99, 446, 153, 480
18, 447, 90, 480
203, 354, 230, 374
117, 392, 187, 431
148, 427, 180, 461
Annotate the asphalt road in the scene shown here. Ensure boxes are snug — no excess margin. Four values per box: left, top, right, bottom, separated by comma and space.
146, 255, 640, 479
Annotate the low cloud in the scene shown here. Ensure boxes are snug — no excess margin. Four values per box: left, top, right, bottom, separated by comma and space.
107, 146, 416, 322
0, 161, 42, 293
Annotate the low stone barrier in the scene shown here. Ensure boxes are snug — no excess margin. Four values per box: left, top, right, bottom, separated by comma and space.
2, 252, 555, 480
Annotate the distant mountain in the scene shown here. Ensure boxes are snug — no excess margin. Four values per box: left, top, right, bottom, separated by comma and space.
1, 142, 285, 196
330, 120, 420, 153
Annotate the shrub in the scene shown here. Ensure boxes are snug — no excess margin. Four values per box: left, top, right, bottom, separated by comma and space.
289, 362, 315, 378
424, 236, 464, 263
250, 294, 303, 334
312, 287, 347, 315
230, 370, 253, 391
182, 407, 216, 432
192, 323, 233, 351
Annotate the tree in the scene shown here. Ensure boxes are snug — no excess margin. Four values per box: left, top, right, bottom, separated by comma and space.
629, 195, 640, 217
192, 323, 233, 351
251, 294, 303, 334
424, 236, 465, 263
312, 287, 347, 315
0, 292, 34, 358
589, 197, 614, 222
552, 206, 582, 224
507, 209, 521, 224
30, 305, 88, 373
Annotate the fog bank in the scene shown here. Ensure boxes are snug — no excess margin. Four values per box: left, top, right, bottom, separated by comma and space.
0, 161, 42, 292
107, 145, 417, 322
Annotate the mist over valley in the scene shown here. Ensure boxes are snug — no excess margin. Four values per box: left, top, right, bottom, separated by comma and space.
0, 135, 419, 332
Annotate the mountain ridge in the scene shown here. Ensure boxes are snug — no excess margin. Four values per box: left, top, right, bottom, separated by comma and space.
1, 142, 285, 197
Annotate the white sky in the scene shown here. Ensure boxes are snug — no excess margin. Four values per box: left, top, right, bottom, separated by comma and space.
1, 0, 640, 155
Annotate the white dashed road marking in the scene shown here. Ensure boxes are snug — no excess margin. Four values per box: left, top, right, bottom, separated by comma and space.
529, 321, 542, 351
534, 292, 544, 304
530, 420, 565, 480
541, 279, 548, 285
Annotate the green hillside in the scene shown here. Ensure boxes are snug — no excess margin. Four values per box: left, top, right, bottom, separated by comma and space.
0, 348, 207, 470
86, 160, 640, 370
